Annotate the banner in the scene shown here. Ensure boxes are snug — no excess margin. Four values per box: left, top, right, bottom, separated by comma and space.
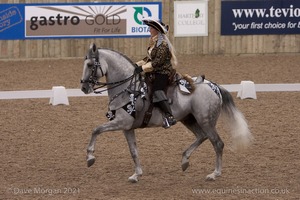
174, 1, 208, 37
221, 0, 300, 35
0, 2, 161, 40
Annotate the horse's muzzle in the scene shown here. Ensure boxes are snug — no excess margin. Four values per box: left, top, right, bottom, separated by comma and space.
81, 83, 92, 94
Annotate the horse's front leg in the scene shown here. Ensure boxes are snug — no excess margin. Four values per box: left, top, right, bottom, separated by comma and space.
124, 130, 143, 183
87, 112, 134, 167
86, 122, 115, 167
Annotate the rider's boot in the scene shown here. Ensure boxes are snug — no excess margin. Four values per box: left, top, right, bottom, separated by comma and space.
158, 100, 177, 129
153, 90, 177, 128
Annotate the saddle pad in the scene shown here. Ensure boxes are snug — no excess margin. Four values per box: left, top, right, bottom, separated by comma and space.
106, 101, 136, 121
207, 82, 222, 99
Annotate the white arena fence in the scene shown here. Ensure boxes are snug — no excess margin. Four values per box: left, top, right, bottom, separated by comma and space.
0, 84, 299, 100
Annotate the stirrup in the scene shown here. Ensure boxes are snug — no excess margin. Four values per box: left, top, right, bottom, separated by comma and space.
162, 115, 177, 129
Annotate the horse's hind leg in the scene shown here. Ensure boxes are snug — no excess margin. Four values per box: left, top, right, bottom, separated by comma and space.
181, 135, 207, 171
205, 127, 224, 181
124, 130, 142, 183
181, 116, 208, 171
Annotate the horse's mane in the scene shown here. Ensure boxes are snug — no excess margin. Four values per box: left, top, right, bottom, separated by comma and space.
98, 48, 136, 66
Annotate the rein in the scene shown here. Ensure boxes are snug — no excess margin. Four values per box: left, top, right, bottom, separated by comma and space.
93, 74, 134, 94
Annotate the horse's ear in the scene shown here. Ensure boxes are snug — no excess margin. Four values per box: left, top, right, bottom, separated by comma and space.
89, 43, 97, 52
88, 43, 99, 59
92, 43, 97, 53
95, 49, 99, 60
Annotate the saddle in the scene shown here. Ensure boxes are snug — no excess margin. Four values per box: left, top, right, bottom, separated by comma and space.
144, 71, 200, 94
140, 72, 203, 127
175, 73, 197, 94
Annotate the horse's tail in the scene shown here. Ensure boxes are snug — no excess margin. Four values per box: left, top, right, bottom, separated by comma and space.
219, 86, 253, 152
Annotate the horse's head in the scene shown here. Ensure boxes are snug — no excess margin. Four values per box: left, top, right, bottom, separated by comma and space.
81, 43, 106, 94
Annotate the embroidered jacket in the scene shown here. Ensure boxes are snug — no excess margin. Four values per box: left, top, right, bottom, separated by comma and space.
141, 40, 174, 76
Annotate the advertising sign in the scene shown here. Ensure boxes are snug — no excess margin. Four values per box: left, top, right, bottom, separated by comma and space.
221, 0, 300, 35
174, 1, 208, 37
0, 2, 161, 40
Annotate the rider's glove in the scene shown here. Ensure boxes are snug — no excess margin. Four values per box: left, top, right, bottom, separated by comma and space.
134, 64, 143, 74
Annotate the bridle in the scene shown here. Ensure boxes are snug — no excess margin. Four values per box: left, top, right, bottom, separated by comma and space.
80, 56, 135, 94
80, 57, 104, 85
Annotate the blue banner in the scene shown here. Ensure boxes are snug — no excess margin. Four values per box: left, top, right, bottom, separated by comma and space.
0, 2, 161, 40
221, 0, 300, 35
0, 5, 24, 40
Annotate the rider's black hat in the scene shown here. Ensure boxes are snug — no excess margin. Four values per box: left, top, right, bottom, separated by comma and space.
142, 17, 169, 34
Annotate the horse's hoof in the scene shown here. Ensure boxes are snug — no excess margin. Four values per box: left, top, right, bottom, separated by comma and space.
181, 162, 189, 171
128, 177, 138, 183
205, 174, 216, 181
87, 157, 95, 167
128, 175, 139, 183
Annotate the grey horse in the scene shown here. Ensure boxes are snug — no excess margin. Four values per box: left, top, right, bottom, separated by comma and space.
80, 43, 253, 183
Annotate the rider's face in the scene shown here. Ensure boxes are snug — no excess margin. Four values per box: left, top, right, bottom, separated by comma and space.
149, 27, 158, 37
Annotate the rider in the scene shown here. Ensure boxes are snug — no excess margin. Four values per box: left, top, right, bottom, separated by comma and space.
134, 17, 177, 128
